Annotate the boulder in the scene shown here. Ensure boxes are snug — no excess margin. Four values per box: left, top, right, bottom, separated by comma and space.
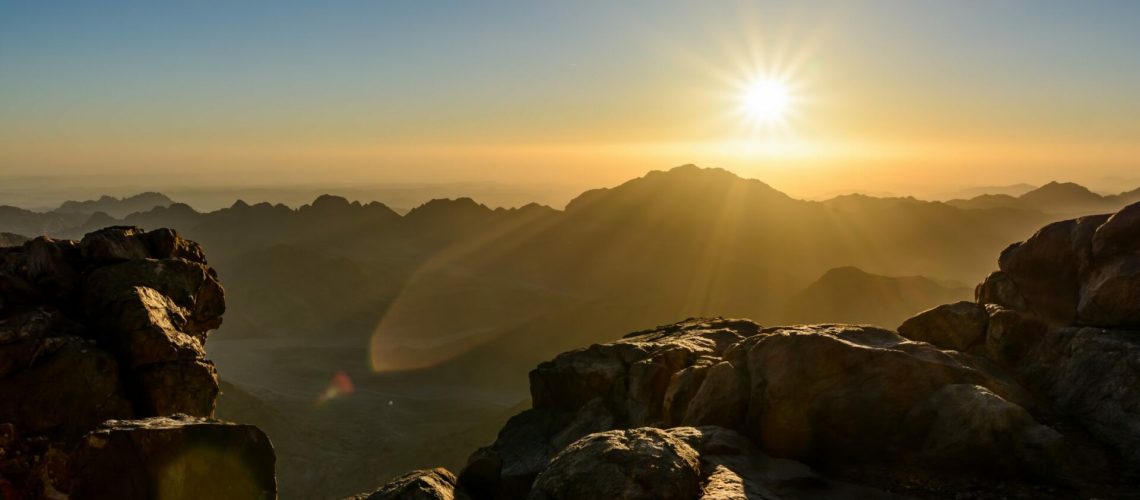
996, 214, 1108, 324
902, 384, 1063, 475
974, 270, 1027, 311
739, 325, 1035, 465
357, 468, 468, 500
528, 428, 702, 500
69, 415, 276, 500
1078, 250, 1140, 327
897, 300, 989, 351
79, 226, 154, 264
1044, 327, 1140, 465
1090, 200, 1140, 260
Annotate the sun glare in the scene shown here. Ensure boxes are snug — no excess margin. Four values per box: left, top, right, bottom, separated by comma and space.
741, 78, 791, 125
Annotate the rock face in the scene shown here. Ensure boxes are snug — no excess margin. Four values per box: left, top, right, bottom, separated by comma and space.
359, 201, 1140, 499
0, 227, 275, 498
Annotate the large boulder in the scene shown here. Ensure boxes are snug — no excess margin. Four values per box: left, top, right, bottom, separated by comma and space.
738, 325, 1043, 469
995, 214, 1108, 325
528, 428, 702, 500
69, 415, 276, 500
897, 300, 989, 351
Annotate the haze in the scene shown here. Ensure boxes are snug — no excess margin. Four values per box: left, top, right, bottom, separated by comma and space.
3, 0, 1140, 201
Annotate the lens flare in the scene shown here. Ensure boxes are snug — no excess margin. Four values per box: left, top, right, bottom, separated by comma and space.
315, 370, 355, 404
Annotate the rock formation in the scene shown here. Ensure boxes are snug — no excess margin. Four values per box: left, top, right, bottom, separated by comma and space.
0, 227, 275, 499
358, 202, 1140, 499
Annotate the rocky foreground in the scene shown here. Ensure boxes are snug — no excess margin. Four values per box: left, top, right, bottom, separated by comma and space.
0, 227, 275, 499
357, 202, 1140, 499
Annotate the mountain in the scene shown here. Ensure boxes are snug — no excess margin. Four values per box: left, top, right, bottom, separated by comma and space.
947, 180, 1140, 215
781, 266, 971, 327
942, 182, 1037, 199
54, 191, 175, 218
0, 232, 28, 247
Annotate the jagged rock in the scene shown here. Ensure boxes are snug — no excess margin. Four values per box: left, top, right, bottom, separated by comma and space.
69, 415, 276, 500
0, 227, 268, 495
897, 301, 988, 351
528, 428, 702, 500
83, 258, 225, 336
79, 226, 155, 264
355, 468, 467, 500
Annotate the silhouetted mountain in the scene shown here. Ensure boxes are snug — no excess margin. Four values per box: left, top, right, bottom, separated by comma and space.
0, 232, 28, 247
942, 183, 1037, 199
54, 191, 174, 218
947, 180, 1140, 214
0, 205, 90, 237
781, 266, 971, 327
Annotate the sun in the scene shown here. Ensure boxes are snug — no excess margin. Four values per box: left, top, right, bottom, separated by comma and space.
740, 78, 791, 126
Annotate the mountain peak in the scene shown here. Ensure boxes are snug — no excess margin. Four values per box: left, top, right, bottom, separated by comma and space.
566, 164, 791, 213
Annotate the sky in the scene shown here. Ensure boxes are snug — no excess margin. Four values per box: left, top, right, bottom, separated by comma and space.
2, 0, 1140, 201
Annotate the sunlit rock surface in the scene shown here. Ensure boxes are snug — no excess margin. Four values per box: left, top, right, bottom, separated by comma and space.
359, 202, 1140, 499
0, 227, 275, 498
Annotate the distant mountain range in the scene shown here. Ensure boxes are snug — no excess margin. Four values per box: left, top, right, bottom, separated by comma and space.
781, 266, 971, 327
54, 192, 175, 218
946, 181, 1140, 215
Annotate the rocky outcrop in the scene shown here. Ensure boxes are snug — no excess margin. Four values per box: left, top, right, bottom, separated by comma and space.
359, 201, 1140, 500
350, 468, 467, 500
0, 227, 275, 498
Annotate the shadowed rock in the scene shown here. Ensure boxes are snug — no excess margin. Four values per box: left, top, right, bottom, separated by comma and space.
353, 468, 468, 500
897, 300, 988, 351
70, 415, 276, 500
0, 227, 274, 497
529, 428, 702, 500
